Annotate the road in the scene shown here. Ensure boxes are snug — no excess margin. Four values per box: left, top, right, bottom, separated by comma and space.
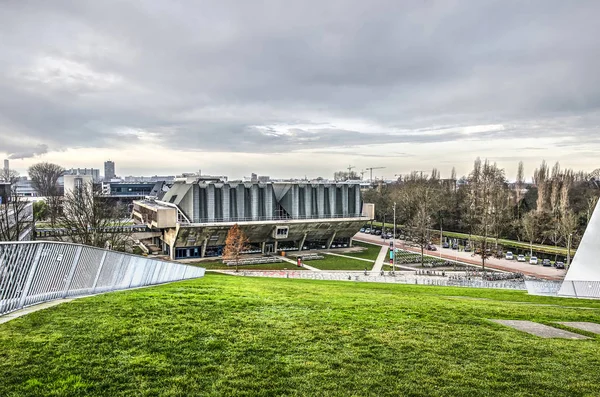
354, 233, 567, 280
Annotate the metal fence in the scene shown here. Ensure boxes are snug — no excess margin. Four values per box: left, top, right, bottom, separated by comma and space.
228, 270, 527, 290
0, 241, 205, 317
558, 280, 600, 299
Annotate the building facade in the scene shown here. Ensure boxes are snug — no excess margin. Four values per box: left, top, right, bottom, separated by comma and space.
132, 177, 369, 260
104, 161, 116, 180
65, 168, 101, 182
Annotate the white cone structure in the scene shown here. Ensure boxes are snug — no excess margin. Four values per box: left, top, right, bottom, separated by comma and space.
559, 199, 600, 298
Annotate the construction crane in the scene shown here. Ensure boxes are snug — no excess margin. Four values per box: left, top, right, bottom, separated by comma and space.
365, 167, 386, 183
360, 170, 366, 180
347, 165, 355, 173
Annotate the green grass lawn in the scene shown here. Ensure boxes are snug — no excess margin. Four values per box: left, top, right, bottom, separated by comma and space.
2, 274, 600, 396
308, 254, 375, 271
307, 242, 385, 270
345, 241, 383, 260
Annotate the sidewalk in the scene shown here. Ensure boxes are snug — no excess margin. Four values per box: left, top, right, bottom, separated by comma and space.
371, 246, 389, 273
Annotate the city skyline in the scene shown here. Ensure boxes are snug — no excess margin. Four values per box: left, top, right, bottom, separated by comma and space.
1, 1, 600, 180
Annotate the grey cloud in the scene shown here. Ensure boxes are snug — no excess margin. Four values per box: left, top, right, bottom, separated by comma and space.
7, 144, 49, 160
0, 0, 600, 157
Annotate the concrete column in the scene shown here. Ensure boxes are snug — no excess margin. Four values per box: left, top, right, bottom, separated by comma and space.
329, 186, 336, 217
251, 184, 259, 221
298, 233, 308, 251
354, 185, 361, 217
222, 185, 230, 221
342, 185, 349, 217
317, 185, 325, 218
273, 240, 278, 253
201, 238, 208, 258
169, 242, 176, 260
207, 185, 215, 222
265, 184, 273, 220
304, 185, 311, 219
327, 231, 337, 249
291, 185, 299, 219
236, 184, 245, 220
261, 241, 266, 254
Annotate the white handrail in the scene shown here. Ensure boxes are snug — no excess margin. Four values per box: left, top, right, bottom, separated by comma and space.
0, 241, 205, 317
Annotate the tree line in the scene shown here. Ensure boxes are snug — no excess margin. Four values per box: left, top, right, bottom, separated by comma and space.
361, 159, 600, 267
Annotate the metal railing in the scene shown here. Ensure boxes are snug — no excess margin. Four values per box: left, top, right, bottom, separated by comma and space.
0, 241, 205, 317
227, 270, 527, 290
189, 213, 368, 224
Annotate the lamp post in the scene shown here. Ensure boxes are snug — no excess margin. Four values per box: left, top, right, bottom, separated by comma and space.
393, 202, 397, 272
439, 211, 443, 259
567, 233, 573, 269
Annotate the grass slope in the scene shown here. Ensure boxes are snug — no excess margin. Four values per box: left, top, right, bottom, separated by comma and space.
2, 274, 600, 396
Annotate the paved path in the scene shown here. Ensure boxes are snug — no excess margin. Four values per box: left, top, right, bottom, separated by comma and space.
354, 233, 567, 280
324, 252, 375, 263
371, 246, 389, 273
491, 320, 589, 339
0, 299, 76, 325
280, 256, 321, 271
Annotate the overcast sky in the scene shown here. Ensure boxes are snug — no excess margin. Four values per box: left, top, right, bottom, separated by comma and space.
1, 0, 600, 181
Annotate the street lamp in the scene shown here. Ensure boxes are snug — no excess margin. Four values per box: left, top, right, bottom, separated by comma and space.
439, 211, 443, 259
567, 233, 573, 269
393, 202, 397, 272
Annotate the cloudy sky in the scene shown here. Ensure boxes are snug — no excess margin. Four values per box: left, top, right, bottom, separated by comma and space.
1, 0, 600, 181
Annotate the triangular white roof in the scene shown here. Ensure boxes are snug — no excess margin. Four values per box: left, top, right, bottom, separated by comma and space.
559, 198, 600, 297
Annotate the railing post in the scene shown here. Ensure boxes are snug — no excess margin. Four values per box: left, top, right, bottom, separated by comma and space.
18, 243, 44, 310
572, 281, 578, 298
62, 246, 83, 298
92, 251, 108, 293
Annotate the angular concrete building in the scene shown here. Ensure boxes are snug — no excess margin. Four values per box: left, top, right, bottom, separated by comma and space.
132, 176, 369, 260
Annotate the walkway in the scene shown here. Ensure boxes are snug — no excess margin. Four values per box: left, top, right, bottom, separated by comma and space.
0, 299, 76, 325
280, 256, 321, 271
371, 246, 389, 273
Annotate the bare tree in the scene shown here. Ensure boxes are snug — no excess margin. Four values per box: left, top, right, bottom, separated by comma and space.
521, 211, 537, 256
59, 182, 131, 251
0, 184, 32, 241
223, 224, 249, 272
400, 179, 440, 266
28, 162, 65, 226
515, 161, 524, 216
1, 167, 20, 185
468, 160, 506, 270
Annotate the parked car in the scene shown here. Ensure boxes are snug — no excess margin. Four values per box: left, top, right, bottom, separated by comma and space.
505, 251, 514, 260
452, 243, 459, 250
517, 255, 526, 262
542, 259, 551, 267
359, 228, 365, 233
365, 228, 371, 234
464, 246, 472, 252
386, 232, 393, 239
555, 261, 565, 269
442, 241, 450, 248
529, 256, 538, 265
375, 229, 382, 235
426, 244, 437, 251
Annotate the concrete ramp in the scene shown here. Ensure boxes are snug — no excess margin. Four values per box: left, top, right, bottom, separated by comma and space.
557, 322, 600, 334
491, 320, 589, 339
